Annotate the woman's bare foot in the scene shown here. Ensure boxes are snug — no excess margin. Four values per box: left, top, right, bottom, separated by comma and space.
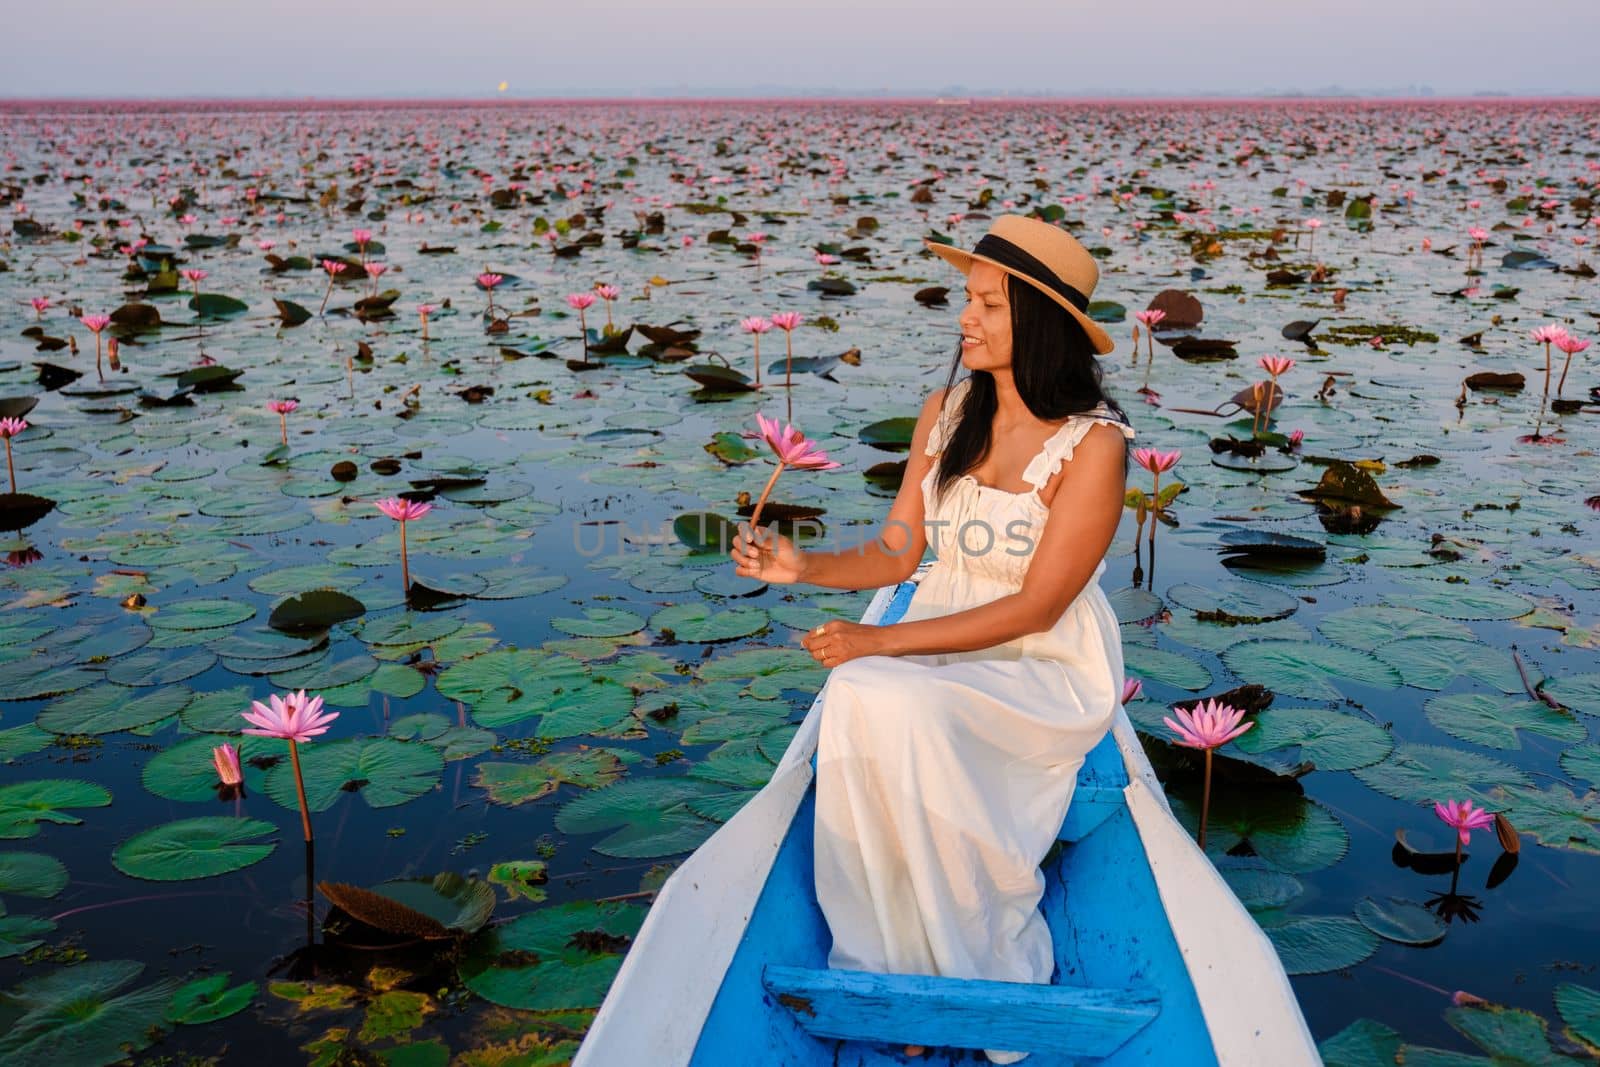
903, 1045, 927, 1058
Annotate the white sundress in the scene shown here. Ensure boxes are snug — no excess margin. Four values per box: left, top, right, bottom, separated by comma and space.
812, 377, 1138, 996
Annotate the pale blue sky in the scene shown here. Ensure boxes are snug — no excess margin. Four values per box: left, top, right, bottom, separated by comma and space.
6, 0, 1598, 98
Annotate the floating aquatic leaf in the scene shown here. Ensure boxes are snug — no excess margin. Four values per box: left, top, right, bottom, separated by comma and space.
0, 961, 181, 1067
0, 779, 113, 839
474, 750, 630, 806
648, 603, 768, 642
320, 872, 495, 939
262, 737, 443, 813
1353, 896, 1447, 947
1423, 693, 1585, 750
111, 817, 277, 881
1232, 707, 1393, 771
1221, 640, 1399, 700
460, 899, 645, 1011
0, 851, 69, 899
1355, 744, 1530, 808
554, 778, 722, 858
167, 973, 258, 1025
1261, 915, 1380, 975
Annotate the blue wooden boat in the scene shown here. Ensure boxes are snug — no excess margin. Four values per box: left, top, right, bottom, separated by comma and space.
575, 567, 1319, 1065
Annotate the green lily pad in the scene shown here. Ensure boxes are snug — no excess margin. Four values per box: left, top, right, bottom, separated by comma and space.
262, 737, 443, 813
554, 778, 722, 858
1554, 983, 1600, 1051
696, 647, 827, 700
1545, 674, 1600, 717
1353, 896, 1447, 946
1423, 692, 1586, 750
167, 973, 258, 1024
0, 779, 113, 839
1221, 640, 1400, 700
147, 598, 255, 631
0, 851, 69, 899
474, 750, 631, 806
1354, 744, 1530, 808
111, 817, 278, 881
460, 899, 646, 1011
1317, 605, 1473, 649
550, 607, 646, 638
1262, 915, 1380, 975
0, 961, 181, 1067
1232, 707, 1393, 771
648, 603, 769, 642
36, 684, 193, 735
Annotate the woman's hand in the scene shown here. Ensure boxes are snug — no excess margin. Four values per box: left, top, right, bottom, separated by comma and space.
802, 619, 887, 669
730, 521, 807, 584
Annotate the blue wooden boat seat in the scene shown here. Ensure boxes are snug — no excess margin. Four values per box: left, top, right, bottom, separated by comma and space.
761, 965, 1159, 1059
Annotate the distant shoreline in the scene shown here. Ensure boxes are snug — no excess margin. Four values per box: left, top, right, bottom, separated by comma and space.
2, 94, 1596, 115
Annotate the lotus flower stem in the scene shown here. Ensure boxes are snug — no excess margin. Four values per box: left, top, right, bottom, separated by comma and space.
1200, 748, 1212, 849
0, 417, 26, 495
399, 520, 410, 590
748, 462, 786, 536
288, 740, 313, 842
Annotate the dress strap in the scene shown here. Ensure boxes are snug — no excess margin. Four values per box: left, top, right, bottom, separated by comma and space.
1022, 404, 1136, 489
923, 378, 973, 457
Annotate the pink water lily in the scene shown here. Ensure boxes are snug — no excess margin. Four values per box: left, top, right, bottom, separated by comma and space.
1121, 677, 1143, 705
1531, 322, 1573, 437
212, 741, 243, 788
1288, 428, 1304, 449
1305, 216, 1323, 257
81, 314, 112, 381
1434, 798, 1494, 847
1555, 333, 1590, 398
478, 271, 504, 317
417, 303, 437, 340
741, 316, 774, 387
242, 690, 339, 841
268, 400, 298, 445
29, 296, 50, 319
318, 260, 347, 316
1165, 697, 1253, 850
352, 228, 373, 260
1134, 308, 1166, 360
181, 267, 208, 294
0, 416, 27, 494
595, 283, 620, 329
1133, 448, 1180, 544
742, 412, 840, 544
1258, 354, 1296, 379
376, 497, 433, 593
769, 311, 804, 417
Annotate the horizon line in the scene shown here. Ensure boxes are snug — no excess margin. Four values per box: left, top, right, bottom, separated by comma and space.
3, 91, 1599, 109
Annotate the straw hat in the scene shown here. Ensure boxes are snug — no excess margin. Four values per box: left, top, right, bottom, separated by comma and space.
924, 214, 1114, 355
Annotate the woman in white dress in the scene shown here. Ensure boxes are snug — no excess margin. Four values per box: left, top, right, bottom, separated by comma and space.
730, 215, 1136, 1065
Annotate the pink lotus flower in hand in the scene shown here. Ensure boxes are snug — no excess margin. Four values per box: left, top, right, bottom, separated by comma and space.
81, 314, 111, 333
242, 689, 339, 743
376, 497, 433, 522
1434, 798, 1494, 847
751, 412, 841, 471
212, 742, 243, 787
1258, 354, 1296, 378
1164, 697, 1252, 750
1133, 448, 1180, 474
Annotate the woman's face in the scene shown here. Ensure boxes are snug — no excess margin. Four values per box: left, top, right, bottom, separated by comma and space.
958, 261, 1014, 372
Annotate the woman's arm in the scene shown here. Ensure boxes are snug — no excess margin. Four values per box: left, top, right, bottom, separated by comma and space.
875, 421, 1128, 656
795, 387, 945, 591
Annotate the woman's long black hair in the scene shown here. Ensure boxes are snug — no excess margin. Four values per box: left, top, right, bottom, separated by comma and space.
931, 271, 1132, 506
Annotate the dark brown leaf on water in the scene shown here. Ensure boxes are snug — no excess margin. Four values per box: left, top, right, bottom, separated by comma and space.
1298, 460, 1400, 510
1493, 813, 1520, 854
914, 286, 949, 306
1463, 371, 1524, 392
1148, 289, 1203, 329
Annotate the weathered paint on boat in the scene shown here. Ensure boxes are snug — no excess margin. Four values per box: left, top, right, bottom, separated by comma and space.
574, 567, 1319, 1065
